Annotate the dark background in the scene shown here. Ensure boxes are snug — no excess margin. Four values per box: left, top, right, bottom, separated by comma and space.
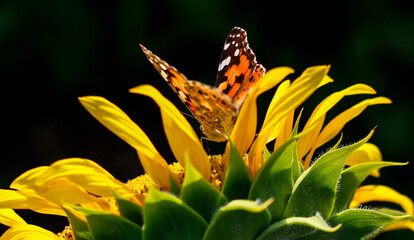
1, 0, 413, 238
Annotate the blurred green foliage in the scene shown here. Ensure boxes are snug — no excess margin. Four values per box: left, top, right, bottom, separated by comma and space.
1, 0, 413, 238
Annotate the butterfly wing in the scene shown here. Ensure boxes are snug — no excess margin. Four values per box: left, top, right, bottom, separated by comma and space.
232, 64, 266, 108
215, 27, 264, 102
141, 44, 236, 142
140, 44, 198, 114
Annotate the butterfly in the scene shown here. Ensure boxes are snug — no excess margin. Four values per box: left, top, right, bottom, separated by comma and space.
140, 27, 266, 142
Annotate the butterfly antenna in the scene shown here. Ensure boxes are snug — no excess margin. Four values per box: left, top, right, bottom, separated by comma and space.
180, 111, 196, 120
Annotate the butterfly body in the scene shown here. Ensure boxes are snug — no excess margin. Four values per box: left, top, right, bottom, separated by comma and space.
185, 80, 237, 141
141, 27, 265, 142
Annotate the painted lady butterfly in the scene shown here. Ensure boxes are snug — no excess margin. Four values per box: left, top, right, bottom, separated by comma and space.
140, 27, 266, 142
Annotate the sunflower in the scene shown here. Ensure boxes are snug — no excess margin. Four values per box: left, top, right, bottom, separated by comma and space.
0, 63, 412, 239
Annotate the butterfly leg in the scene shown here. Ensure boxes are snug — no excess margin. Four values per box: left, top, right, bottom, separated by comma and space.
200, 136, 212, 155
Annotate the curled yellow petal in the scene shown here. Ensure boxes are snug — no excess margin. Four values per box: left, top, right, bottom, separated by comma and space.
32, 178, 112, 212
0, 209, 26, 227
297, 84, 376, 159
8, 167, 49, 191
26, 158, 132, 198
346, 143, 382, 177
130, 85, 210, 180
79, 96, 171, 189
315, 97, 392, 149
0, 224, 59, 240
249, 65, 330, 174
350, 185, 413, 214
228, 67, 294, 162
384, 220, 414, 231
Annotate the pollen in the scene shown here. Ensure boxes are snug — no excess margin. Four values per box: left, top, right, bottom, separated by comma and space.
209, 154, 227, 190
58, 226, 74, 240
169, 161, 185, 185
126, 173, 159, 195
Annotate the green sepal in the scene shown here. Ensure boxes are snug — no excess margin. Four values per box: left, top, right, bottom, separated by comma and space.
203, 199, 272, 240
263, 146, 271, 161
180, 160, 227, 222
63, 206, 93, 240
249, 112, 303, 222
143, 187, 207, 240
378, 208, 414, 219
256, 213, 341, 240
111, 189, 143, 226
302, 209, 413, 239
283, 130, 374, 219
169, 173, 181, 196
334, 161, 408, 213
222, 138, 251, 201
288, 109, 304, 182
72, 206, 142, 240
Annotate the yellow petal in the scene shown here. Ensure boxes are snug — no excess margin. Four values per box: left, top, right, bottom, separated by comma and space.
33, 178, 113, 211
0, 209, 26, 227
384, 220, 414, 231
27, 158, 132, 198
319, 75, 334, 87
0, 224, 59, 240
79, 96, 171, 189
8, 167, 48, 191
350, 185, 413, 214
12, 158, 138, 207
346, 143, 382, 177
297, 84, 376, 159
130, 85, 210, 180
228, 67, 294, 162
273, 109, 295, 151
265, 79, 292, 131
266, 80, 291, 143
249, 65, 330, 174
0, 190, 64, 216
315, 97, 392, 149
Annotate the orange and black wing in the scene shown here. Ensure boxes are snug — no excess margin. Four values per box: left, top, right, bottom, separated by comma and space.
140, 44, 198, 114
215, 27, 264, 102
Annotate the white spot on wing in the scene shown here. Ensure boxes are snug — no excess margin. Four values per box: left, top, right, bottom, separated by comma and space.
160, 70, 168, 79
218, 56, 231, 71
234, 49, 240, 56
224, 42, 231, 50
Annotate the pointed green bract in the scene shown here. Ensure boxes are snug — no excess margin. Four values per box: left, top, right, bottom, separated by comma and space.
203, 199, 272, 240
248, 114, 303, 222
334, 161, 407, 213
180, 161, 227, 222
112, 189, 143, 226
72, 206, 142, 240
303, 209, 412, 239
143, 187, 207, 240
283, 130, 374, 219
256, 213, 341, 240
249, 137, 298, 222
169, 173, 181, 196
222, 139, 251, 200
63, 207, 93, 240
